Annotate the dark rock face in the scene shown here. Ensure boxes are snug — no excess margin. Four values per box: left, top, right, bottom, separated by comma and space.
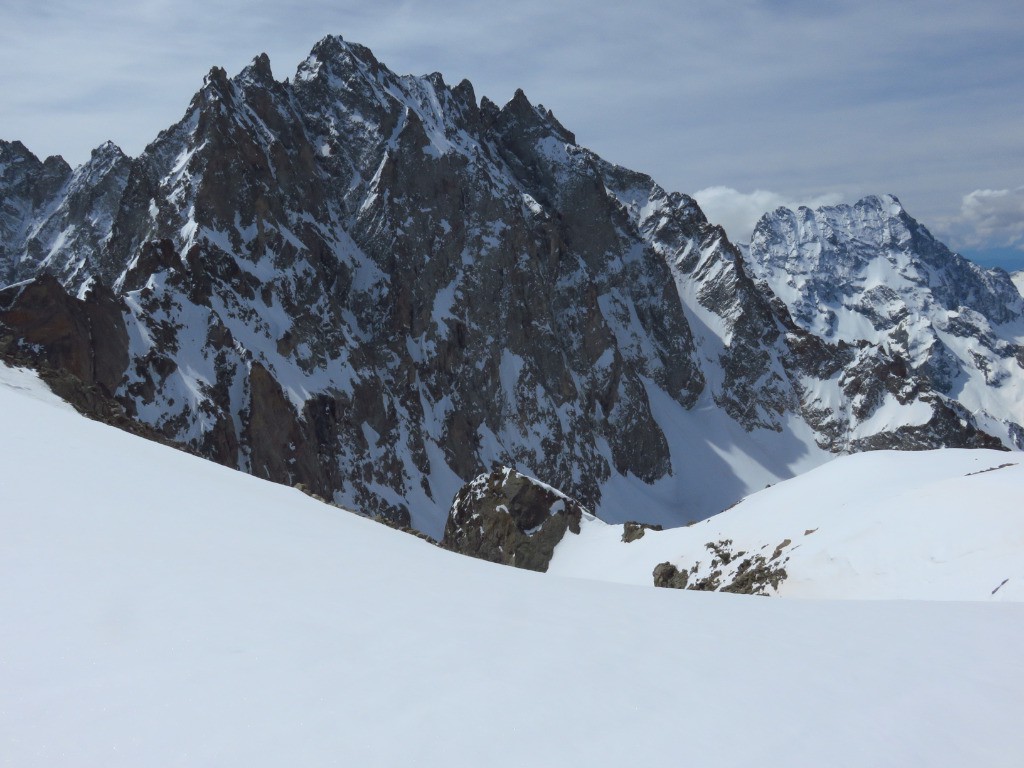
0, 274, 128, 394
442, 468, 586, 571
622, 521, 662, 543
0, 140, 130, 288
0, 277, 187, 450
0, 39, 1014, 536
653, 562, 689, 589
0, 141, 73, 286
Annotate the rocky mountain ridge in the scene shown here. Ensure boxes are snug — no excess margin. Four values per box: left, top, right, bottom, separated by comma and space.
0, 36, 1016, 535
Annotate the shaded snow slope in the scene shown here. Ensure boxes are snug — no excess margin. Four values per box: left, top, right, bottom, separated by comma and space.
4, 362, 1024, 766
550, 448, 1024, 601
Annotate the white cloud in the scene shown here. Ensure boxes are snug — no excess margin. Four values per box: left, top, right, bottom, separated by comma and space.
692, 187, 845, 245
952, 187, 1024, 251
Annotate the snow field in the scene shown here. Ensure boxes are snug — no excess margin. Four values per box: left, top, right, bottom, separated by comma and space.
2, 362, 1023, 766
552, 448, 1024, 601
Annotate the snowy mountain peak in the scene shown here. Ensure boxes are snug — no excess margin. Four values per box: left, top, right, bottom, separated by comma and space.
0, 141, 75, 286
0, 139, 69, 172
860, 192, 904, 215
747, 194, 1024, 448
91, 140, 126, 159
1, 40, 1017, 537
303, 33, 382, 79
0, 139, 71, 183
749, 194, 1024, 327
500, 87, 576, 144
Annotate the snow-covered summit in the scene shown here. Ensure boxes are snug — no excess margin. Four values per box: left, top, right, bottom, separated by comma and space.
749, 194, 1023, 333
747, 194, 1024, 448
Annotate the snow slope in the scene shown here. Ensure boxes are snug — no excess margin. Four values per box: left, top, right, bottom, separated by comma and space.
551, 449, 1024, 601
3, 362, 1024, 767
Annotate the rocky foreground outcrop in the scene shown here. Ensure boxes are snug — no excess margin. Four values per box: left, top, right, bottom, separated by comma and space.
442, 468, 586, 571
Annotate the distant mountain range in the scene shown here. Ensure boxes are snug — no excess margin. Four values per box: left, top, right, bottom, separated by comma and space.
2, 36, 1021, 536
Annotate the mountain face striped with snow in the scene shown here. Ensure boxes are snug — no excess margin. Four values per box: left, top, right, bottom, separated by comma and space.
0, 140, 130, 288
746, 195, 1024, 449
0, 37, 1013, 535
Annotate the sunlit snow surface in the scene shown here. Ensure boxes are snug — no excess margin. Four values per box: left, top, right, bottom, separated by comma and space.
552, 449, 1024, 601
2, 362, 1023, 767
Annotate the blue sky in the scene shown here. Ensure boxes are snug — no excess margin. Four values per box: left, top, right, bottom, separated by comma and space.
2, 0, 1021, 268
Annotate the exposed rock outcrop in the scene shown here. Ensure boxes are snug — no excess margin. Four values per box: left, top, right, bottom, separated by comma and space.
652, 539, 789, 596
442, 468, 586, 571
623, 521, 663, 543
0, 274, 128, 394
